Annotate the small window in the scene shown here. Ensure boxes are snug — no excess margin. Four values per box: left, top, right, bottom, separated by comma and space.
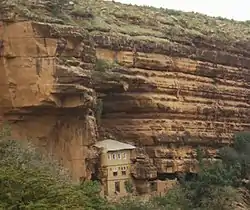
123, 153, 127, 159
117, 153, 121, 159
122, 170, 126, 176
108, 154, 111, 160
113, 171, 118, 176
112, 154, 116, 160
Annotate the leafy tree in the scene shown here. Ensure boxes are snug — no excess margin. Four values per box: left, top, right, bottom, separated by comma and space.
152, 185, 191, 210
233, 132, 250, 179
1, 123, 249, 210
115, 197, 156, 210
148, 133, 250, 210
0, 125, 111, 210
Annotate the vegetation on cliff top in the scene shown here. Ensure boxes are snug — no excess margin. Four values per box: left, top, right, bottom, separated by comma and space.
3, 0, 250, 47
1, 123, 250, 209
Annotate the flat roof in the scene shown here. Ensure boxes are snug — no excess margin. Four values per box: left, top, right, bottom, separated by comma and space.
94, 139, 136, 152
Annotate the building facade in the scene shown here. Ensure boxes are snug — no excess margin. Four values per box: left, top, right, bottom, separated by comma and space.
94, 139, 135, 196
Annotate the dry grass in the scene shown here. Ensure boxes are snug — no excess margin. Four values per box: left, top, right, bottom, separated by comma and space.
3, 0, 250, 46
77, 0, 250, 44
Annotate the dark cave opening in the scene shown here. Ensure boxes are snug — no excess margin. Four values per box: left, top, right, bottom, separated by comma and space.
157, 173, 177, 180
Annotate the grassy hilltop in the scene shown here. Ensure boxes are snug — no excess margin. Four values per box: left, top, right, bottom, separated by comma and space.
6, 0, 250, 47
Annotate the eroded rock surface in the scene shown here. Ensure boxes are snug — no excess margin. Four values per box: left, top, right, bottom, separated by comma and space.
0, 0, 250, 183
0, 19, 99, 180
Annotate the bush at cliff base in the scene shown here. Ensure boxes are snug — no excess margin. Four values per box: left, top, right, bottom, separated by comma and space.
115, 132, 250, 210
0, 126, 111, 210
0, 123, 249, 210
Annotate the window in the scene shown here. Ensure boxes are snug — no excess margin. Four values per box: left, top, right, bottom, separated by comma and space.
108, 154, 111, 160
122, 153, 127, 159
117, 153, 121, 159
112, 168, 118, 177
122, 170, 126, 176
115, 181, 120, 193
112, 153, 116, 160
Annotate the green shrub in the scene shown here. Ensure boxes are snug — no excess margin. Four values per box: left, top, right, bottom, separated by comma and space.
71, 7, 94, 18
0, 125, 249, 210
115, 197, 156, 210
0, 126, 111, 210
94, 59, 119, 72
147, 132, 250, 210
152, 186, 191, 210
124, 180, 134, 194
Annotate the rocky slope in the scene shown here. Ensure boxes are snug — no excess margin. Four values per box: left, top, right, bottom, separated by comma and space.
1, 0, 250, 183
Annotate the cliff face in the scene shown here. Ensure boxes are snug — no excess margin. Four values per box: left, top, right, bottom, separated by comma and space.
96, 39, 250, 174
0, 19, 99, 180
1, 0, 250, 182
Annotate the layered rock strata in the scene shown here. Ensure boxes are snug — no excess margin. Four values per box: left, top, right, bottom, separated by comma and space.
0, 0, 250, 184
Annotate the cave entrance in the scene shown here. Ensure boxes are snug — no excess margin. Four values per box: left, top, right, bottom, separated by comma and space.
157, 173, 177, 181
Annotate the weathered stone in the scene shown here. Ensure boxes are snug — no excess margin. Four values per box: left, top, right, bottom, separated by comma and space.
131, 158, 157, 180
1, 0, 250, 185
0, 20, 97, 181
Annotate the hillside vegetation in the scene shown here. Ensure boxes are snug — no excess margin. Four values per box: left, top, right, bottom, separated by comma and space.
0, 124, 249, 209
0, 125, 111, 210
4, 0, 250, 48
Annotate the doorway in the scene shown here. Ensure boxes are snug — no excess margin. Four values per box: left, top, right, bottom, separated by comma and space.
115, 181, 120, 193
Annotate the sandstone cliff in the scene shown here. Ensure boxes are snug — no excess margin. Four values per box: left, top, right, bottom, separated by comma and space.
0, 0, 250, 183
